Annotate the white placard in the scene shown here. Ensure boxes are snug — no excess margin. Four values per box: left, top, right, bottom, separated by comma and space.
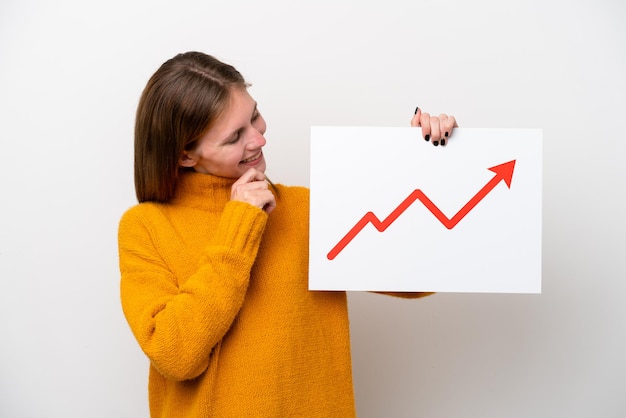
309, 127, 542, 293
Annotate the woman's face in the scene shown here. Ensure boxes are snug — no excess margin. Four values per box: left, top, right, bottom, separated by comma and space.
179, 87, 267, 178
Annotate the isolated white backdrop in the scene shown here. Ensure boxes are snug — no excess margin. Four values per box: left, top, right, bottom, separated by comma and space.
1, 1, 624, 417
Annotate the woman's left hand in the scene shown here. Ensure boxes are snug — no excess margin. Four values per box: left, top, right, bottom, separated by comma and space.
411, 107, 458, 146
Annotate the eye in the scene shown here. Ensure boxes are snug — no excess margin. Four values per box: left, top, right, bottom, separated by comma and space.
226, 131, 241, 145
251, 110, 260, 122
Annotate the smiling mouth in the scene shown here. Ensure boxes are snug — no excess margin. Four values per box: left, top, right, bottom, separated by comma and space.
241, 152, 262, 164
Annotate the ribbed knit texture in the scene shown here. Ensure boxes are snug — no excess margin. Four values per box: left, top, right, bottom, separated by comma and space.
118, 172, 356, 417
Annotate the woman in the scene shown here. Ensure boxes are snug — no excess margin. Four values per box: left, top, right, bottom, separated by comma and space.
118, 51, 457, 417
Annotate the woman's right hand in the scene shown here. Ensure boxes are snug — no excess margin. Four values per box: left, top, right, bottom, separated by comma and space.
230, 168, 276, 214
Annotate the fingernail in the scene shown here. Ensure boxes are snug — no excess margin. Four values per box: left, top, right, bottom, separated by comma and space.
433, 141, 439, 146
444, 131, 449, 137
414, 106, 420, 115
441, 139, 446, 146
424, 134, 430, 141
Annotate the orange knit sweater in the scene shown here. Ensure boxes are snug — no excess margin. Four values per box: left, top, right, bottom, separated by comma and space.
118, 172, 356, 417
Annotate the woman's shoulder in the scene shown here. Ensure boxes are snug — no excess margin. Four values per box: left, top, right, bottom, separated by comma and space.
119, 201, 166, 228
275, 183, 309, 192
274, 183, 309, 201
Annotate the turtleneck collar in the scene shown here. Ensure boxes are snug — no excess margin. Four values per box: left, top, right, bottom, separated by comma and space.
169, 171, 237, 212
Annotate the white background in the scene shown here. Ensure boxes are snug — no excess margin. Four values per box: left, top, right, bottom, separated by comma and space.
1, 0, 624, 417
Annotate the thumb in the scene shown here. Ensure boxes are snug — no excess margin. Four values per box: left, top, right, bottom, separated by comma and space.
410, 106, 421, 127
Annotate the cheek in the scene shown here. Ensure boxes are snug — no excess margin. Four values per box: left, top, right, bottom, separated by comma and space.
228, 145, 246, 164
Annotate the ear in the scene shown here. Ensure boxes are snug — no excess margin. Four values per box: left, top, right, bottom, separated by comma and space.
178, 151, 198, 168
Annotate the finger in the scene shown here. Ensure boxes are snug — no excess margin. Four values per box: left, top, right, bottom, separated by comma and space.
251, 190, 275, 212
429, 116, 441, 146
444, 115, 458, 135
254, 171, 267, 182
235, 168, 261, 185
437, 114, 448, 146
420, 112, 431, 142
256, 188, 276, 213
263, 196, 277, 214
249, 169, 267, 183
410, 106, 421, 127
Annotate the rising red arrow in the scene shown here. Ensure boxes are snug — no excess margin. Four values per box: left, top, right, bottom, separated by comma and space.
326, 160, 516, 260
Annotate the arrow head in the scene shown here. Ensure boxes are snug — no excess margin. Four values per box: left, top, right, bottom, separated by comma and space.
488, 160, 516, 188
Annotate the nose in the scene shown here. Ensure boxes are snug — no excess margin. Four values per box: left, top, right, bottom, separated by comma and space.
248, 129, 266, 149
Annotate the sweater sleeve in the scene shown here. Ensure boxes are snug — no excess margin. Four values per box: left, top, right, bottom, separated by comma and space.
118, 201, 267, 381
